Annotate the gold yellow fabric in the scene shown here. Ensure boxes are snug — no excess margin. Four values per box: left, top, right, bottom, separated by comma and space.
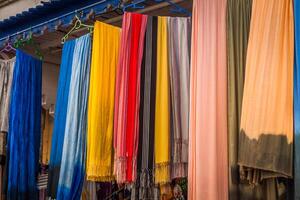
86, 21, 120, 181
155, 16, 171, 184
41, 109, 53, 165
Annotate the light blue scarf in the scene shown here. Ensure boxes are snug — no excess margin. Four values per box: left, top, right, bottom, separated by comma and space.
56, 34, 91, 200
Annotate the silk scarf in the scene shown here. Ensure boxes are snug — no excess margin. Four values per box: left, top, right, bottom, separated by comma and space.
7, 50, 42, 200
47, 39, 75, 199
167, 17, 191, 179
226, 0, 252, 199
188, 0, 228, 199
114, 12, 147, 183
238, 0, 294, 199
136, 16, 157, 199
295, 0, 300, 198
56, 34, 91, 200
86, 21, 120, 181
154, 16, 171, 185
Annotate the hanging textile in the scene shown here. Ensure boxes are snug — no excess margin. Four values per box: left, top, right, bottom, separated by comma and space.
0, 58, 15, 200
114, 12, 147, 183
7, 50, 42, 199
295, 1, 300, 199
167, 17, 191, 179
56, 34, 91, 200
226, 0, 252, 199
41, 109, 53, 165
47, 39, 75, 198
136, 16, 157, 199
238, 0, 294, 199
154, 16, 171, 185
188, 0, 228, 199
86, 21, 120, 181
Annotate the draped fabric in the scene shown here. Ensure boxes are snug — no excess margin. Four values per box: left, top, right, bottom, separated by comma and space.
136, 16, 157, 199
86, 21, 120, 181
41, 109, 53, 165
167, 17, 191, 179
7, 50, 42, 200
47, 39, 75, 198
154, 16, 171, 185
239, 0, 294, 180
56, 34, 91, 200
114, 12, 147, 183
295, 1, 300, 199
0, 58, 14, 200
188, 0, 228, 199
226, 0, 252, 199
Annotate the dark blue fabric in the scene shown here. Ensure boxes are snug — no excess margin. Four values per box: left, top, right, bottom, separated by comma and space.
295, 1, 300, 199
47, 40, 75, 198
7, 50, 42, 200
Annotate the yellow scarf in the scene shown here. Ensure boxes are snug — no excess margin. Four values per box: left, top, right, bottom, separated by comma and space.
155, 16, 171, 184
86, 21, 120, 181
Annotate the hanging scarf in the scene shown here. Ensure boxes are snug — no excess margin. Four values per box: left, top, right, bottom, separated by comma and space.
47, 39, 75, 199
295, 1, 300, 199
154, 16, 171, 185
114, 12, 147, 183
226, 0, 253, 199
136, 16, 158, 199
7, 50, 42, 200
188, 0, 228, 199
56, 34, 91, 200
86, 21, 120, 181
0, 58, 15, 200
238, 0, 294, 199
167, 17, 191, 179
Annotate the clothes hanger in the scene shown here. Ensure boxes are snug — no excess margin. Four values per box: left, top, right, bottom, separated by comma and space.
0, 38, 16, 54
14, 31, 43, 60
61, 15, 94, 44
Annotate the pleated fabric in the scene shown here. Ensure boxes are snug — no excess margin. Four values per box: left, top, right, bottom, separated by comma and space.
47, 39, 75, 199
86, 21, 120, 181
238, 0, 294, 186
188, 0, 228, 199
41, 109, 53, 165
114, 12, 147, 183
167, 17, 191, 179
226, 0, 252, 199
154, 16, 171, 185
56, 34, 91, 200
0, 58, 14, 200
7, 50, 42, 200
136, 16, 157, 199
295, 1, 300, 198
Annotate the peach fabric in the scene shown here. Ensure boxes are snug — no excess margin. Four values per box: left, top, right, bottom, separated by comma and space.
188, 0, 228, 199
240, 0, 294, 143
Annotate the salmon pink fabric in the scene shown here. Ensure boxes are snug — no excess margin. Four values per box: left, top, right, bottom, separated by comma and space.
188, 0, 228, 199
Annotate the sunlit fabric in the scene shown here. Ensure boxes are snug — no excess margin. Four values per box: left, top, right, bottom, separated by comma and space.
114, 12, 147, 183
188, 0, 228, 199
86, 21, 120, 181
167, 17, 191, 179
238, 0, 294, 199
47, 39, 75, 199
56, 34, 91, 200
7, 50, 42, 200
154, 16, 171, 185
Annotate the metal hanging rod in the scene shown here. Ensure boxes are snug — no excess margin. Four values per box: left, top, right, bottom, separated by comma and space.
0, 0, 114, 42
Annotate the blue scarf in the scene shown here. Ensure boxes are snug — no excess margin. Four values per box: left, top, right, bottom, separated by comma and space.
7, 50, 42, 200
47, 40, 75, 198
56, 34, 91, 200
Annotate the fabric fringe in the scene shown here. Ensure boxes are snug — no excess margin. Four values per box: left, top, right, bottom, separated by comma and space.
86, 165, 114, 182
155, 162, 170, 184
114, 157, 127, 183
172, 162, 188, 179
